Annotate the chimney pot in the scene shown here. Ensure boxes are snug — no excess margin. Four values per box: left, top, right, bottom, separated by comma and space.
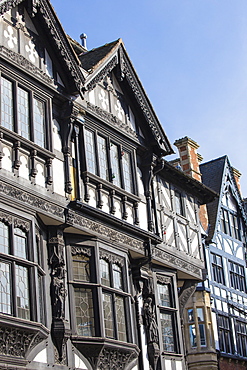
80, 33, 87, 50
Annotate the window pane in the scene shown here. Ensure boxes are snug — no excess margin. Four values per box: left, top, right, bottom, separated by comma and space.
74, 288, 94, 336
115, 295, 126, 342
122, 151, 132, 193
199, 323, 206, 346
33, 98, 45, 147
175, 191, 183, 215
110, 143, 121, 187
14, 228, 27, 259
188, 308, 194, 323
0, 261, 11, 314
158, 283, 171, 307
16, 265, 30, 320
112, 263, 122, 290
100, 259, 110, 287
73, 254, 90, 282
84, 129, 96, 175
0, 221, 9, 254
97, 135, 108, 180
17, 87, 30, 140
1, 77, 14, 131
197, 308, 204, 322
189, 324, 197, 347
160, 312, 175, 352
103, 292, 114, 338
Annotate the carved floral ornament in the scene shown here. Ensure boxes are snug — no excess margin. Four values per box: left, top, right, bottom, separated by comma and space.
99, 249, 124, 267
0, 211, 30, 231
156, 275, 171, 285
71, 245, 91, 257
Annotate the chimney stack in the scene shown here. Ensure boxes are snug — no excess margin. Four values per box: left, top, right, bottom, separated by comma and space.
231, 167, 241, 194
174, 137, 202, 181
173, 136, 209, 231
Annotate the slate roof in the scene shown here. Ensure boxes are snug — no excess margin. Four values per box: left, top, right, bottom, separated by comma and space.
79, 39, 120, 72
200, 156, 226, 241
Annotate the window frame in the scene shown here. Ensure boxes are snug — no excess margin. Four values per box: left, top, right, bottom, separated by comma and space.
218, 314, 234, 354
235, 319, 247, 358
0, 71, 52, 151
83, 125, 136, 194
155, 273, 181, 354
229, 261, 246, 292
211, 253, 225, 285
0, 215, 43, 323
68, 242, 132, 343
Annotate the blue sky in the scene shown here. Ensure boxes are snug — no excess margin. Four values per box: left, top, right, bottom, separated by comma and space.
51, 0, 247, 196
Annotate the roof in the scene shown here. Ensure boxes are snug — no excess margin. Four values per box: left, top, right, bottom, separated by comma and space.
162, 160, 218, 205
79, 40, 120, 72
200, 156, 226, 240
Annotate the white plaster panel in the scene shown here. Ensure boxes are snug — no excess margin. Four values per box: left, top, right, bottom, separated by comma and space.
222, 302, 228, 312
33, 348, 47, 363
2, 146, 12, 171
214, 287, 220, 296
53, 158, 65, 195
126, 204, 134, 224
137, 167, 145, 198
101, 193, 110, 213
220, 289, 226, 298
177, 222, 188, 253
190, 229, 200, 259
164, 359, 172, 370
216, 299, 222, 310
224, 239, 232, 255
88, 90, 95, 105
163, 215, 175, 248
114, 199, 122, 219
88, 187, 96, 208
160, 179, 171, 210
19, 154, 29, 180
35, 163, 45, 187
139, 201, 148, 231
235, 243, 244, 259
175, 360, 183, 370
212, 311, 219, 350
52, 119, 62, 151
74, 353, 88, 369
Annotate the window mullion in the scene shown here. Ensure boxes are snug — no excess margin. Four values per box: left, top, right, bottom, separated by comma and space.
29, 91, 34, 142
13, 81, 18, 134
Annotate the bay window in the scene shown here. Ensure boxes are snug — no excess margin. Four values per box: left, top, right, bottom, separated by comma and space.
70, 244, 130, 343
0, 216, 43, 322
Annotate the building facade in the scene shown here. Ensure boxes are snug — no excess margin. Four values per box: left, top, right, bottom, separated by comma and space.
173, 138, 247, 370
0, 1, 216, 369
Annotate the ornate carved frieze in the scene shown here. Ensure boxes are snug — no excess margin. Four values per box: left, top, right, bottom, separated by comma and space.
86, 56, 118, 91
99, 249, 124, 267
98, 348, 138, 370
0, 46, 53, 85
0, 211, 30, 231
119, 48, 171, 154
0, 180, 64, 218
0, 0, 23, 15
0, 325, 46, 358
86, 102, 137, 138
66, 210, 144, 252
156, 275, 171, 285
154, 248, 201, 277
71, 245, 92, 257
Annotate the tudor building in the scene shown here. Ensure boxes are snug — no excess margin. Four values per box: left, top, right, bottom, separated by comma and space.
0, 1, 216, 370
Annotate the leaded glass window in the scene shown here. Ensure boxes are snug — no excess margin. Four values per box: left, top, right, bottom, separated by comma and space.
110, 143, 121, 187
0, 216, 41, 323
17, 87, 30, 140
75, 288, 94, 337
100, 255, 127, 341
160, 312, 175, 352
1, 76, 13, 131
0, 76, 48, 149
122, 151, 132, 193
84, 129, 96, 175
97, 135, 108, 180
33, 98, 45, 147
73, 254, 90, 282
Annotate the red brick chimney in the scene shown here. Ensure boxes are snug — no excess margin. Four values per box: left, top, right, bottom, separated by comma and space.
174, 137, 208, 231
231, 167, 241, 194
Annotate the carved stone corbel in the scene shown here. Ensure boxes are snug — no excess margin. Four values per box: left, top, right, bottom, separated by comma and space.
178, 279, 198, 316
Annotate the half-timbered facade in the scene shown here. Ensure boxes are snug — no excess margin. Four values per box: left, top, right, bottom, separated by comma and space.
0, 1, 216, 369
200, 157, 247, 370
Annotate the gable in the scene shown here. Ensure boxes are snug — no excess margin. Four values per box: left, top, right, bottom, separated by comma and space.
0, 0, 85, 95
81, 41, 173, 156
